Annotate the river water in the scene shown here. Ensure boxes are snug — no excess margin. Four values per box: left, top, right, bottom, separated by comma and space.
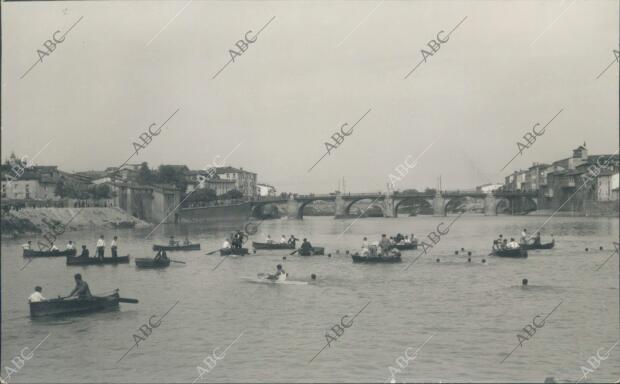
1, 215, 619, 383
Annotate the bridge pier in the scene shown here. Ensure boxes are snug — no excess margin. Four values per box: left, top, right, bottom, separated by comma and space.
334, 193, 348, 218
433, 193, 446, 216
382, 194, 395, 217
484, 194, 498, 216
287, 196, 302, 219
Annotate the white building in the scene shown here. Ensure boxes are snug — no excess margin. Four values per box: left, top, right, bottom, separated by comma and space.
256, 183, 276, 197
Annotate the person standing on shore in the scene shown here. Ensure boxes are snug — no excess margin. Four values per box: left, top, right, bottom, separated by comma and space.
111, 236, 118, 259
96, 235, 105, 260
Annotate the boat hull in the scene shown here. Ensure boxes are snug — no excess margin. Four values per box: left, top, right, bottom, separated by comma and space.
29, 293, 120, 318
298, 247, 325, 256
66, 255, 130, 266
135, 258, 171, 268
220, 248, 249, 256
152, 244, 200, 251
352, 254, 402, 263
390, 242, 418, 250
520, 240, 555, 250
252, 242, 295, 250
492, 248, 528, 258
23, 249, 77, 258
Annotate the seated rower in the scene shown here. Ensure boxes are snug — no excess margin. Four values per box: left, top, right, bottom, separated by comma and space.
68, 273, 92, 299
280, 235, 287, 244
395, 233, 404, 243
403, 236, 411, 244
532, 232, 541, 246
22, 240, 32, 250
222, 238, 232, 249
506, 238, 520, 249
268, 264, 287, 281
66, 241, 75, 251
154, 250, 169, 262
265, 235, 274, 244
79, 245, 90, 258
183, 237, 191, 246
300, 238, 313, 254
28, 286, 46, 303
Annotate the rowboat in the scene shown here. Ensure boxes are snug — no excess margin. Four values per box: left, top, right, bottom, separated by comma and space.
492, 248, 528, 258
135, 257, 171, 268
29, 291, 121, 318
23, 249, 77, 258
66, 255, 130, 266
252, 242, 295, 250
390, 242, 418, 251
352, 250, 402, 263
220, 248, 249, 256
520, 240, 555, 251
152, 244, 200, 251
298, 247, 325, 256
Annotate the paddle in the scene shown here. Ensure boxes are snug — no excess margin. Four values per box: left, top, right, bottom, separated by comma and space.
119, 298, 139, 304
169, 259, 186, 264
289, 248, 300, 255
205, 249, 221, 255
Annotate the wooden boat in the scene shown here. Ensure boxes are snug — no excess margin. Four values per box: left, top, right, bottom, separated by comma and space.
66, 255, 130, 266
220, 248, 249, 256
135, 257, 171, 268
520, 240, 555, 250
492, 248, 528, 258
241, 277, 308, 285
390, 242, 418, 250
29, 291, 120, 318
352, 250, 402, 263
252, 241, 295, 250
23, 248, 77, 258
152, 243, 200, 251
298, 247, 325, 256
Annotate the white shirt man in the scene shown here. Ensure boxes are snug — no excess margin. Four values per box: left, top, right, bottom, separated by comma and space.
222, 239, 231, 249
507, 240, 520, 249
96, 238, 105, 248
266, 235, 273, 244
22, 242, 31, 250
66, 241, 75, 250
280, 236, 287, 244
50, 244, 59, 251
28, 291, 46, 303
111, 238, 117, 248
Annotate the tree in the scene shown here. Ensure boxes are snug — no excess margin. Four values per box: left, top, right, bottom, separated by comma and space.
220, 189, 243, 200
157, 165, 188, 192
136, 162, 155, 184
54, 180, 67, 198
186, 188, 217, 202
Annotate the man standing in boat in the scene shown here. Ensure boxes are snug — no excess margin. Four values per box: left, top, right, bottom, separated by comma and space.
96, 235, 105, 261
379, 234, 391, 256
111, 236, 118, 259
68, 273, 92, 299
22, 240, 32, 250
287, 235, 299, 248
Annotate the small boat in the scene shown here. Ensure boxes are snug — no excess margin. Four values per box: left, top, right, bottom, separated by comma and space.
492, 248, 528, 258
352, 250, 402, 263
252, 242, 295, 250
298, 247, 325, 256
29, 291, 121, 318
66, 255, 130, 266
220, 248, 249, 256
23, 249, 77, 258
520, 240, 555, 250
390, 242, 418, 251
135, 257, 171, 268
152, 243, 200, 251
241, 277, 308, 285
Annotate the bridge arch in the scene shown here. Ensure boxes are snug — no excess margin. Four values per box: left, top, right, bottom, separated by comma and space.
297, 198, 335, 219
343, 198, 386, 217
394, 197, 433, 216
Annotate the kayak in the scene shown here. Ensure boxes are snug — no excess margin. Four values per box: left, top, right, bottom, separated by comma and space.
390, 242, 418, 250
220, 248, 249, 256
352, 253, 402, 263
252, 242, 295, 250
66, 255, 130, 266
520, 240, 555, 250
492, 248, 528, 258
241, 277, 308, 285
135, 257, 171, 268
29, 292, 120, 318
23, 249, 77, 258
152, 244, 200, 251
298, 247, 325, 256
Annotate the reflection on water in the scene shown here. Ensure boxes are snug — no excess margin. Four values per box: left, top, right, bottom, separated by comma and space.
1, 215, 618, 383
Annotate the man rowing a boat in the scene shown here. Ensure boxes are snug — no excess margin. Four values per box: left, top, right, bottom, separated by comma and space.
169, 236, 179, 246
28, 286, 46, 303
222, 238, 232, 249
300, 238, 313, 254
154, 250, 169, 263
69, 273, 92, 299
280, 235, 287, 244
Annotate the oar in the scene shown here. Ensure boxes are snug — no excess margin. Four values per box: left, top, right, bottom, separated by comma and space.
289, 248, 300, 255
169, 259, 186, 264
205, 249, 221, 255
119, 298, 139, 304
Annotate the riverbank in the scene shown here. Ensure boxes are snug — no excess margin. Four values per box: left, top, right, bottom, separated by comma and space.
0, 207, 151, 238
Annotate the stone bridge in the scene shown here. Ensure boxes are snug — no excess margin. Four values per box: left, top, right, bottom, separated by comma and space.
251, 190, 538, 219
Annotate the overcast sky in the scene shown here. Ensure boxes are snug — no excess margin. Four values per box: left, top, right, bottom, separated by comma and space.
2, 0, 618, 193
